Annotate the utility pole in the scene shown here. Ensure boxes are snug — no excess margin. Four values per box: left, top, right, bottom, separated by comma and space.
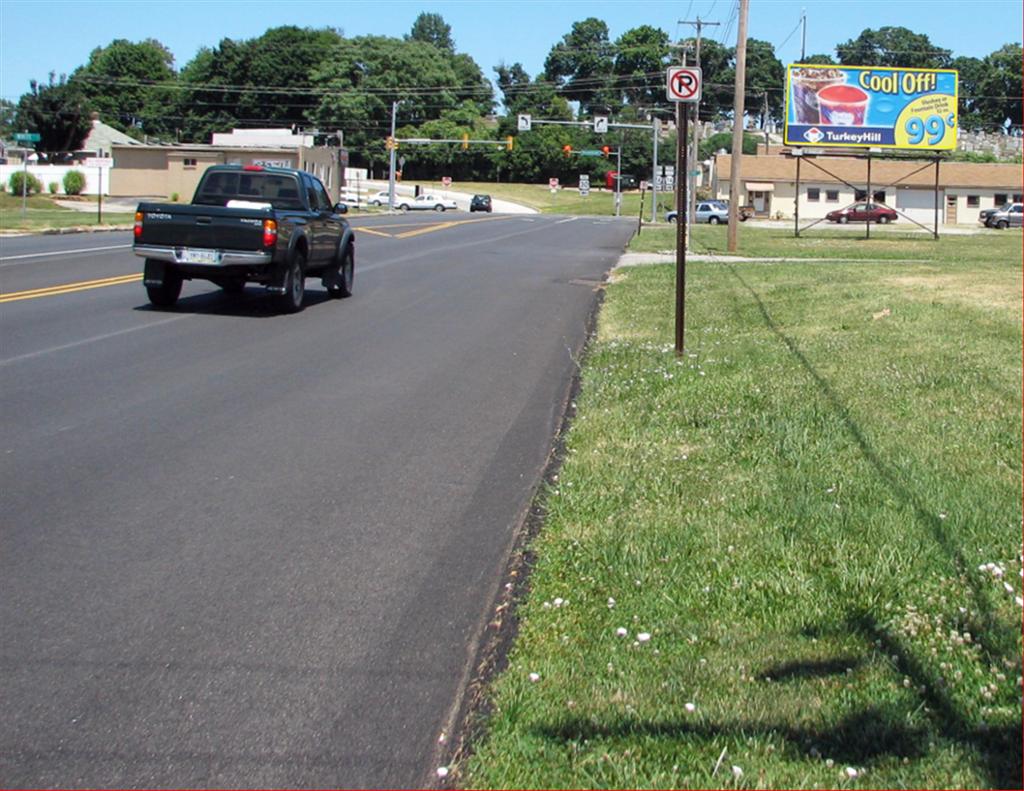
681, 17, 720, 239
727, 0, 749, 252
388, 101, 398, 212
800, 7, 807, 61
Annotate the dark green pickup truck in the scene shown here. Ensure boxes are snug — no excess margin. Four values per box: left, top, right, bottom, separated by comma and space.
133, 164, 355, 313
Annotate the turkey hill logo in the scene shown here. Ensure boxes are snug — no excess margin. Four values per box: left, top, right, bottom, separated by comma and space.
804, 127, 824, 144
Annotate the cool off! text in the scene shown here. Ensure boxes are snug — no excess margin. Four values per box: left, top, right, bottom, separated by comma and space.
858, 70, 938, 95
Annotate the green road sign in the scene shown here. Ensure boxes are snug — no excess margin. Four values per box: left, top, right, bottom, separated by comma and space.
14, 132, 41, 143
578, 149, 604, 157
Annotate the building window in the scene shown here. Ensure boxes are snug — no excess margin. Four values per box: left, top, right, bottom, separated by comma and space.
994, 193, 1007, 205
807, 188, 820, 202
183, 158, 197, 168
825, 190, 840, 203
966, 195, 980, 208
873, 190, 886, 204
1014, 194, 1023, 203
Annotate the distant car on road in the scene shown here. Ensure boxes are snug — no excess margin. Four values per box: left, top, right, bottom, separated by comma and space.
396, 194, 458, 212
825, 203, 898, 224
368, 190, 393, 206
470, 194, 492, 213
986, 202, 1023, 229
978, 204, 1006, 225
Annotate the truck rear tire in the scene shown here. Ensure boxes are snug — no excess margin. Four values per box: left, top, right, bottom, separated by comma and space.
275, 252, 306, 313
146, 265, 183, 308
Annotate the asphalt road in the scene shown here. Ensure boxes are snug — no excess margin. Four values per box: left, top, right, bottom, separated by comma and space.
0, 213, 635, 788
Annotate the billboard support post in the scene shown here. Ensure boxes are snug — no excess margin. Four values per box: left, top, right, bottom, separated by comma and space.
794, 155, 801, 238
866, 154, 871, 240
934, 156, 941, 240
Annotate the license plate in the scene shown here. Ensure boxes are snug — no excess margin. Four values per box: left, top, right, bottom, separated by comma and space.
180, 248, 220, 265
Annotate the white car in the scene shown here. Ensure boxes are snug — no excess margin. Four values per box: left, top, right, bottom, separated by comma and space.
367, 190, 393, 206
396, 194, 457, 212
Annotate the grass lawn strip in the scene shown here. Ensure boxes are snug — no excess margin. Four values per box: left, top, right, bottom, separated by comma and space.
461, 233, 1022, 788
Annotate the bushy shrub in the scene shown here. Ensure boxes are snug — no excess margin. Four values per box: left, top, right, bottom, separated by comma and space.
63, 170, 86, 196
170, 192, 180, 202
49, 181, 59, 195
9, 171, 43, 195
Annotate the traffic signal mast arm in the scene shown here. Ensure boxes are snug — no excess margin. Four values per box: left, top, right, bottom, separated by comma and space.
393, 137, 513, 149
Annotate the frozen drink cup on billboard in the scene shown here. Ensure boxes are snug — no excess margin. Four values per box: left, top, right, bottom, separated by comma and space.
817, 84, 870, 126
790, 67, 846, 123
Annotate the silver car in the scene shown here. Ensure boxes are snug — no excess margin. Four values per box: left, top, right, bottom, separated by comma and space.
987, 202, 1023, 229
666, 201, 730, 224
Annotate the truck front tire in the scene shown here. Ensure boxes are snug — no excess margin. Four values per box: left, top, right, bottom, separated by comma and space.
327, 246, 354, 299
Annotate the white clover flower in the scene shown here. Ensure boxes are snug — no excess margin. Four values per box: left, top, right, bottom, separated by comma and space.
844, 766, 859, 778
825, 759, 834, 768
637, 632, 651, 643
684, 702, 696, 712
616, 627, 628, 637
731, 765, 743, 778
553, 597, 564, 607
529, 672, 540, 683
436, 767, 449, 778
607, 597, 616, 609
1003, 582, 1015, 594
1016, 596, 1023, 608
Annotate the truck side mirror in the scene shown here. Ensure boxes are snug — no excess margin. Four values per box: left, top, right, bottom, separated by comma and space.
334, 203, 349, 215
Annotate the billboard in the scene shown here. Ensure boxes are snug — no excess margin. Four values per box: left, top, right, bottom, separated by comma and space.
784, 64, 958, 150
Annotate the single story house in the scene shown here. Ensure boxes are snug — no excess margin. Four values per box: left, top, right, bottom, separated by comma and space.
110, 128, 349, 202
711, 153, 1023, 225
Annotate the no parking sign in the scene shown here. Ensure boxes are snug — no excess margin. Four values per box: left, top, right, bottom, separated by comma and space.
667, 67, 702, 103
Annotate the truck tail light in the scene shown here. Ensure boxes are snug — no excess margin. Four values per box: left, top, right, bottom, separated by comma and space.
134, 211, 143, 239
243, 165, 264, 171
262, 219, 278, 247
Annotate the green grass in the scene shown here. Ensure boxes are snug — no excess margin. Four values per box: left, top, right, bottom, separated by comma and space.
0, 192, 134, 232
461, 236, 1023, 788
631, 223, 1022, 265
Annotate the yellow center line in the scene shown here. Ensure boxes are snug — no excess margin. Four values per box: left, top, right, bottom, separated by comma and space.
1, 273, 142, 303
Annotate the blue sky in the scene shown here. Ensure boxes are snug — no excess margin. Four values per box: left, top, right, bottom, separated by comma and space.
1, 0, 1020, 104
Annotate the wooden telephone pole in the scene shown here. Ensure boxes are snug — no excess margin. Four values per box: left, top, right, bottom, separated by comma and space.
727, 0, 750, 252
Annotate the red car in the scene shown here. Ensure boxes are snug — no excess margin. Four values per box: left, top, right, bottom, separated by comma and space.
826, 202, 898, 224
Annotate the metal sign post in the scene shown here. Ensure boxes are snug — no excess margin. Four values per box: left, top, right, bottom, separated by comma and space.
667, 67, 702, 356
85, 157, 112, 224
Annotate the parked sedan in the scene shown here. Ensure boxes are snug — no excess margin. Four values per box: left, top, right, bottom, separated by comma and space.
396, 194, 458, 212
368, 190, 394, 206
825, 203, 898, 224
666, 201, 737, 224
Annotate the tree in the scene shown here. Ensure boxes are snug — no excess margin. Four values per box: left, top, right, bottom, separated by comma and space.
72, 38, 177, 136
407, 13, 454, 54
310, 35, 480, 167
544, 18, 617, 114
612, 25, 670, 107
837, 27, 952, 69
802, 53, 836, 64
742, 39, 786, 126
176, 26, 342, 141
974, 43, 1023, 129
688, 39, 733, 120
14, 73, 91, 154
952, 55, 987, 131
0, 99, 15, 139
494, 63, 570, 118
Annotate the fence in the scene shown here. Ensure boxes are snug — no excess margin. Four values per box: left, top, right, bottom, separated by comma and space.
0, 164, 109, 196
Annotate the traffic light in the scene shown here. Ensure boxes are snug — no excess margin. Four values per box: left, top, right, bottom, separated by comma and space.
462, 133, 469, 151
562, 144, 572, 158
601, 145, 611, 158
506, 135, 514, 151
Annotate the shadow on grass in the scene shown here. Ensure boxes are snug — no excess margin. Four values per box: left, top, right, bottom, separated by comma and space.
726, 265, 1016, 667
713, 265, 1022, 787
536, 705, 929, 766
756, 656, 863, 683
